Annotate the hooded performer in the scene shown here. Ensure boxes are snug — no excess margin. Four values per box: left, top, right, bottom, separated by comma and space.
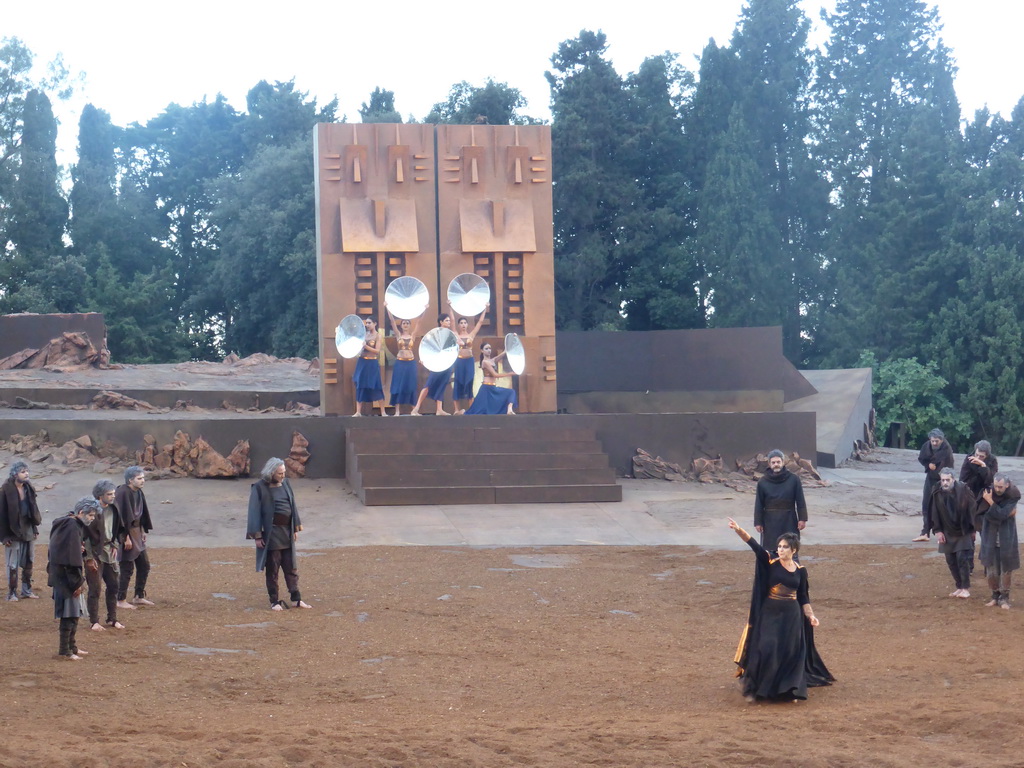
49, 498, 99, 660
754, 450, 808, 553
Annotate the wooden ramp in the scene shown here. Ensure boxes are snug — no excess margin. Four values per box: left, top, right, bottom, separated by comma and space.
345, 416, 622, 506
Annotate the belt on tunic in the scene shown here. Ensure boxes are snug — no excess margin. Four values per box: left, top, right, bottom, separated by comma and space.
272, 513, 291, 526
361, 354, 377, 360
768, 584, 797, 601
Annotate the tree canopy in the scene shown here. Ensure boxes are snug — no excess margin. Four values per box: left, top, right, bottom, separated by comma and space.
1, 10, 1022, 451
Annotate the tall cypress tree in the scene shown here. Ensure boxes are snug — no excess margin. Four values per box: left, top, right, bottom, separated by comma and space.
546, 30, 637, 330
809, 0, 961, 366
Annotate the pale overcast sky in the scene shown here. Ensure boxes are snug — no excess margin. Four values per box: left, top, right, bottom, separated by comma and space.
7, 0, 1024, 163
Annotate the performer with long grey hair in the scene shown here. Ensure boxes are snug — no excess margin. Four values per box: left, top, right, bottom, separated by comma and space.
246, 458, 311, 611
0, 461, 42, 601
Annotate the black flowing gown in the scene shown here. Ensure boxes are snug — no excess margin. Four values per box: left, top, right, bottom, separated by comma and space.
734, 538, 834, 700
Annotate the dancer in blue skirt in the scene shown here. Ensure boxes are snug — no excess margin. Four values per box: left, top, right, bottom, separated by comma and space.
352, 317, 386, 417
452, 303, 488, 413
463, 341, 517, 415
386, 309, 419, 415
411, 314, 455, 416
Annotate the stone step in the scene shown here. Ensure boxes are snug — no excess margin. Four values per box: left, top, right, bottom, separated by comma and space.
354, 452, 612, 471
347, 438, 604, 455
355, 467, 617, 489
360, 483, 623, 506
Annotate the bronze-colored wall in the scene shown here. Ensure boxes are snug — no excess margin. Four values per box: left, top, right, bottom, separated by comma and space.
314, 123, 438, 416
314, 123, 557, 415
0, 313, 106, 358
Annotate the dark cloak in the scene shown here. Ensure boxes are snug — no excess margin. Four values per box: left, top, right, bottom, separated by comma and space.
975, 483, 1021, 572
754, 469, 807, 550
959, 454, 998, 498
919, 439, 955, 483
0, 477, 41, 541
246, 478, 302, 572
733, 537, 834, 700
47, 514, 87, 599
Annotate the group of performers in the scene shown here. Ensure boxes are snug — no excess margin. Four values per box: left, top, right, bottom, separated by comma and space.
913, 433, 1021, 607
0, 462, 154, 660
352, 303, 517, 417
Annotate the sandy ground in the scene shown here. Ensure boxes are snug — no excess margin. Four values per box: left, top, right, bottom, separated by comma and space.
0, 447, 1022, 766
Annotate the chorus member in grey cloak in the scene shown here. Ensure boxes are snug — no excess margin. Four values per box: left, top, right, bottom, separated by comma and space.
753, 450, 807, 554
246, 458, 311, 611
84, 480, 125, 631
452, 303, 488, 413
913, 428, 955, 541
352, 316, 387, 417
927, 468, 977, 599
463, 341, 517, 415
959, 440, 998, 498
115, 466, 154, 609
0, 461, 42, 601
49, 498, 99, 660
386, 309, 419, 414
976, 474, 1020, 609
411, 313, 455, 416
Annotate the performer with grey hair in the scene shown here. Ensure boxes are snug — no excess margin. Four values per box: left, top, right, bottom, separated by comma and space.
49, 498, 100, 659
246, 458, 311, 611
977, 473, 1020, 609
115, 466, 154, 608
960, 439, 998, 498
0, 461, 42, 601
927, 467, 977, 599
753, 449, 807, 554
85, 479, 126, 630
913, 428, 955, 541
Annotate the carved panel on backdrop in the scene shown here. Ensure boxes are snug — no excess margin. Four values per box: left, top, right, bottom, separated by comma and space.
315, 123, 556, 415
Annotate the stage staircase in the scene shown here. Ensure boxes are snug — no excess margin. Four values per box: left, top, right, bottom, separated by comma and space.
345, 417, 622, 505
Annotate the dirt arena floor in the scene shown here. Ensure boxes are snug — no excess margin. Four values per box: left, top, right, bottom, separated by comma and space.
1, 537, 1021, 768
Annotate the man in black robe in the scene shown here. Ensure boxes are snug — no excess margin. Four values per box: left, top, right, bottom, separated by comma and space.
754, 449, 807, 554
914, 428, 955, 541
48, 498, 99, 659
976, 473, 1020, 609
927, 468, 977, 599
960, 439, 998, 498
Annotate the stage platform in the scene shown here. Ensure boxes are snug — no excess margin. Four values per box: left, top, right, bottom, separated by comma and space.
786, 368, 873, 468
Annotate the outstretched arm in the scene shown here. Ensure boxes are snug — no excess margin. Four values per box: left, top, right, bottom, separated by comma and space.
469, 304, 489, 336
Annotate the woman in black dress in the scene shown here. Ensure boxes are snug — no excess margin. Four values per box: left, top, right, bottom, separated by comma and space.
727, 517, 834, 701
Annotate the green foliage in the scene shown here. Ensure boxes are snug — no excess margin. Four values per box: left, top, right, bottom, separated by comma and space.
858, 351, 969, 448
205, 138, 319, 359
359, 88, 401, 123
425, 79, 537, 125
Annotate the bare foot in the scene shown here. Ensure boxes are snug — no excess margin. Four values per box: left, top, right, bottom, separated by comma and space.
294, 600, 312, 609
410, 409, 421, 416
63, 653, 82, 661
90, 623, 106, 632
107, 621, 125, 629
117, 600, 136, 610
949, 589, 963, 598
352, 411, 362, 417
985, 598, 998, 607
912, 534, 929, 542
437, 409, 450, 416
271, 602, 285, 611
131, 597, 155, 606
75, 648, 89, 656
957, 590, 971, 599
